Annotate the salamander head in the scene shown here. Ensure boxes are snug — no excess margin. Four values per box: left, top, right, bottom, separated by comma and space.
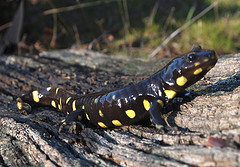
16, 87, 54, 112
161, 45, 217, 98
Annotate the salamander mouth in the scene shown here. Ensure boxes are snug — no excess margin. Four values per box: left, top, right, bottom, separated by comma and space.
202, 50, 218, 71
209, 50, 217, 62
192, 49, 217, 72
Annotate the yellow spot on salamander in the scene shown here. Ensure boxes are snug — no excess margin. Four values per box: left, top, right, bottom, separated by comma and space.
98, 122, 108, 128
82, 105, 85, 109
55, 88, 59, 94
155, 124, 164, 130
66, 97, 71, 104
164, 90, 176, 99
72, 100, 76, 111
78, 115, 82, 121
16, 97, 23, 103
58, 98, 62, 110
176, 76, 188, 86
112, 120, 122, 126
207, 65, 214, 71
94, 96, 100, 104
203, 58, 209, 62
99, 110, 104, 117
125, 109, 136, 119
51, 100, 56, 108
143, 99, 150, 111
46, 87, 52, 91
67, 112, 69, 115
194, 62, 200, 66
58, 104, 62, 110
16, 98, 23, 110
157, 99, 164, 108
17, 101, 23, 110
193, 68, 203, 75
86, 113, 90, 120
32, 91, 39, 102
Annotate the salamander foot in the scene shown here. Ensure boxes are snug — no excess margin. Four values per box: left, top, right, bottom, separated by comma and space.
16, 98, 32, 114
58, 121, 86, 134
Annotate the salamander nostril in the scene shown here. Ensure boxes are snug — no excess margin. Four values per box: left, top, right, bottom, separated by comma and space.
210, 50, 216, 59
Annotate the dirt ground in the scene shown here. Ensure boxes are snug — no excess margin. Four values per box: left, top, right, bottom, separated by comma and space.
0, 49, 239, 167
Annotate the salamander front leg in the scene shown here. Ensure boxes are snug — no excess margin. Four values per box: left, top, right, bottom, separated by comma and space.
16, 97, 32, 114
175, 90, 194, 102
149, 99, 177, 132
149, 100, 166, 131
59, 108, 85, 133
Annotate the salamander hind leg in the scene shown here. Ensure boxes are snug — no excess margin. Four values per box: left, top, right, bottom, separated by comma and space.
149, 99, 178, 132
58, 108, 86, 134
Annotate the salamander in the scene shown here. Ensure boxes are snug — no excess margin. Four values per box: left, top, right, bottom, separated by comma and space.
16, 46, 217, 131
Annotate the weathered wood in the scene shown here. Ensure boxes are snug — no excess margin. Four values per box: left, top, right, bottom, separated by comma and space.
0, 50, 239, 167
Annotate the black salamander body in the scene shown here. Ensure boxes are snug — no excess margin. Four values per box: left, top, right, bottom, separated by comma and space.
17, 46, 217, 130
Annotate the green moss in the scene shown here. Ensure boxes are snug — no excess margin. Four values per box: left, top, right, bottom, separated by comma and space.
175, 17, 240, 53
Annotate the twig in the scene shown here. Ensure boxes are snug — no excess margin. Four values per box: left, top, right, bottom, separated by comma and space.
117, 0, 128, 53
122, 0, 131, 55
214, 2, 219, 21
163, 7, 175, 34
0, 22, 12, 32
50, 13, 57, 48
73, 24, 81, 47
122, 0, 130, 29
147, 0, 159, 27
139, 0, 159, 56
77, 3, 100, 51
46, 0, 72, 37
88, 32, 107, 50
95, 20, 110, 47
186, 4, 196, 22
43, 0, 118, 15
148, 0, 220, 58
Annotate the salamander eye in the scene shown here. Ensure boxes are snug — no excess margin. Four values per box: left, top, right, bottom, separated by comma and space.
38, 93, 43, 99
187, 53, 196, 61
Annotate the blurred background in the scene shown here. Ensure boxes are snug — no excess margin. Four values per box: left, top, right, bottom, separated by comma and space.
0, 0, 239, 58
